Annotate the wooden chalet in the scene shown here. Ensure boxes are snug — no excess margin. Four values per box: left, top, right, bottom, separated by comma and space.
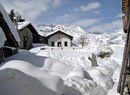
18, 21, 44, 50
118, 0, 130, 94
0, 3, 20, 63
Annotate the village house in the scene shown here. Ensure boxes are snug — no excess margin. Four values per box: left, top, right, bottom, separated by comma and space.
18, 21, 44, 50
18, 24, 73, 48
45, 25, 73, 47
0, 3, 20, 63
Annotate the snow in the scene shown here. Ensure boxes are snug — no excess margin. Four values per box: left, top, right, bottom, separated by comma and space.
0, 68, 63, 95
0, 28, 6, 47
0, 28, 125, 95
45, 25, 73, 37
87, 69, 114, 90
0, 3, 20, 42
18, 21, 30, 30
18, 21, 41, 37
37, 24, 86, 40
65, 76, 106, 95
0, 60, 64, 95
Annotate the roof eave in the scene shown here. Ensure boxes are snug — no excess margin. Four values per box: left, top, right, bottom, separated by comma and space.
122, 0, 129, 14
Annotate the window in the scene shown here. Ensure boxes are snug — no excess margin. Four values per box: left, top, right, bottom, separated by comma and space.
51, 42, 54, 46
65, 41, 67, 47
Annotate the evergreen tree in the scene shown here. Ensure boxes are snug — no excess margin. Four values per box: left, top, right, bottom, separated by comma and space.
9, 9, 15, 22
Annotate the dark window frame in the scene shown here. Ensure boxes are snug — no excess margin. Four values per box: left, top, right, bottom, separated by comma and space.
51, 42, 54, 46
58, 42, 61, 47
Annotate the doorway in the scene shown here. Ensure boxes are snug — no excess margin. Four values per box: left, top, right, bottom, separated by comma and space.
57, 42, 61, 47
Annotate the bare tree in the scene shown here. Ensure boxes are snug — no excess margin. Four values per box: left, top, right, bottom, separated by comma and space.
77, 35, 89, 49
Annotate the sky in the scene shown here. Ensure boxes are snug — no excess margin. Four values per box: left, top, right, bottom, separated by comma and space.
0, 0, 123, 32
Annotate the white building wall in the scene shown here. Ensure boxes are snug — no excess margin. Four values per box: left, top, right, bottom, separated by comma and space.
48, 33, 71, 47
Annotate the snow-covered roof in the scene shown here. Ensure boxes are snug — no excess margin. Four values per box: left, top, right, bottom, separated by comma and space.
46, 25, 73, 38
53, 25, 64, 30
18, 21, 43, 36
18, 21, 30, 30
37, 31, 45, 36
0, 3, 20, 42
32, 23, 44, 36
0, 28, 6, 47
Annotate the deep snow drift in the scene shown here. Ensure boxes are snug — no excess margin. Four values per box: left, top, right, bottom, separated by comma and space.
0, 29, 125, 95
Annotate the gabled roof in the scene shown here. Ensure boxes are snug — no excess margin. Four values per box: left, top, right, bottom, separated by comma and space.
18, 21, 43, 37
53, 25, 64, 30
46, 28, 73, 39
0, 3, 20, 47
18, 21, 30, 30
0, 3, 20, 43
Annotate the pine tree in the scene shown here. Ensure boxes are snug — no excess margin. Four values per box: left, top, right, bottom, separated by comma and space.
9, 9, 15, 22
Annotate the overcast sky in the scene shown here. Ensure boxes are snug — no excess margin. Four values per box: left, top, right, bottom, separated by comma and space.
1, 0, 123, 32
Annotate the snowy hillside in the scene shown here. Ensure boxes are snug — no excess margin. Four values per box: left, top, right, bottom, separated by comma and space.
37, 24, 125, 48
0, 28, 126, 95
37, 24, 87, 41
77, 29, 125, 49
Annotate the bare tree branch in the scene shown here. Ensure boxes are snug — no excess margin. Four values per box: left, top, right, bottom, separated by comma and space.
77, 35, 89, 49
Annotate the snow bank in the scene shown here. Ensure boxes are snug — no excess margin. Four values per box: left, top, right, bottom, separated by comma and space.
87, 69, 114, 90
6, 50, 72, 80
0, 68, 58, 95
67, 67, 84, 78
96, 66, 114, 77
42, 58, 72, 79
6, 50, 46, 67
107, 67, 121, 95
107, 83, 120, 95
96, 59, 119, 77
65, 76, 106, 95
112, 67, 121, 82
0, 60, 64, 95
65, 67, 107, 95
37, 50, 92, 68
